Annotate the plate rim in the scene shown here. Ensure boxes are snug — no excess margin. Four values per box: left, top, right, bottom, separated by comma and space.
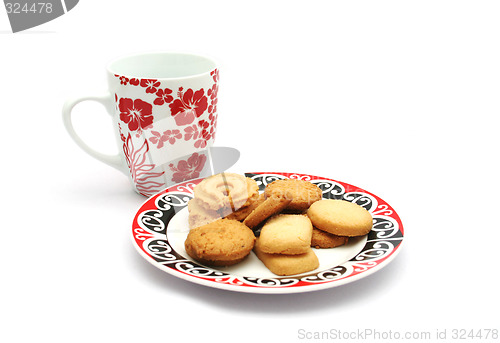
131, 171, 404, 294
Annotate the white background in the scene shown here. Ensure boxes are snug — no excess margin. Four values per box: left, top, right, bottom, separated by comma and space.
1, 1, 499, 342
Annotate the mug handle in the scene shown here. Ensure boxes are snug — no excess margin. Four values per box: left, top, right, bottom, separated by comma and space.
62, 92, 127, 174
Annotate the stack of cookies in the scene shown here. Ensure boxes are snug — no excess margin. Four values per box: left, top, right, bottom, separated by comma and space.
307, 199, 373, 243
187, 172, 261, 229
185, 172, 262, 267
253, 214, 319, 276
184, 173, 374, 276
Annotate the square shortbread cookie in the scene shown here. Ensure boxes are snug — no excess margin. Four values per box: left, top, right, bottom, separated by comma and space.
257, 214, 313, 255
253, 238, 319, 276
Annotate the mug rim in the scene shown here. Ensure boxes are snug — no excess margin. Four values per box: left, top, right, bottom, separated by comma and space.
106, 51, 218, 80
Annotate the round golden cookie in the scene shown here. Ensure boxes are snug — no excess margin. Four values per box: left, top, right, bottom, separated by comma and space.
264, 179, 322, 211
307, 199, 373, 237
243, 193, 292, 229
184, 219, 255, 267
311, 227, 349, 249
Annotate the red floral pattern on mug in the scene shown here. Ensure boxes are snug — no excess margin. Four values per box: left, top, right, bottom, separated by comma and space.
169, 152, 207, 183
207, 83, 218, 115
140, 79, 161, 94
183, 124, 201, 141
115, 75, 129, 85
183, 120, 213, 148
211, 69, 219, 83
194, 130, 211, 148
169, 88, 208, 126
121, 131, 165, 196
129, 78, 140, 86
154, 88, 174, 105
209, 112, 217, 129
113, 68, 218, 168
114, 75, 164, 95
207, 69, 219, 140
149, 129, 182, 148
119, 98, 154, 132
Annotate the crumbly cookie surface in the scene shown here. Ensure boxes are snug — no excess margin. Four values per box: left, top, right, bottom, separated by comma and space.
264, 179, 322, 211
307, 199, 373, 236
184, 219, 255, 266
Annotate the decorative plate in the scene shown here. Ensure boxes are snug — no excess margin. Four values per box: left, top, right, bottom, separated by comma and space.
131, 172, 404, 294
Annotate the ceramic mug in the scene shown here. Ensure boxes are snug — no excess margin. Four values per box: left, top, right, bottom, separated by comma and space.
62, 52, 221, 197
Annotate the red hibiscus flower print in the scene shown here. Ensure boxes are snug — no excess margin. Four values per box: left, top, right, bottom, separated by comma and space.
183, 124, 200, 141
119, 76, 129, 85
197, 119, 210, 131
140, 79, 161, 94
207, 83, 218, 115
194, 129, 211, 148
169, 152, 207, 183
208, 113, 217, 140
154, 88, 174, 106
129, 78, 140, 86
148, 129, 182, 148
210, 68, 219, 83
174, 109, 198, 127
169, 88, 208, 126
209, 112, 217, 127
183, 120, 213, 148
119, 98, 154, 132
163, 130, 182, 144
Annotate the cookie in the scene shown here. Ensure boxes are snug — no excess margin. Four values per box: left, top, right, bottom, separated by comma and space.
193, 173, 259, 212
253, 238, 319, 276
307, 199, 373, 237
187, 198, 222, 229
258, 214, 313, 255
239, 177, 260, 208
184, 219, 256, 267
264, 179, 322, 211
225, 193, 265, 221
242, 192, 292, 229
311, 227, 348, 249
